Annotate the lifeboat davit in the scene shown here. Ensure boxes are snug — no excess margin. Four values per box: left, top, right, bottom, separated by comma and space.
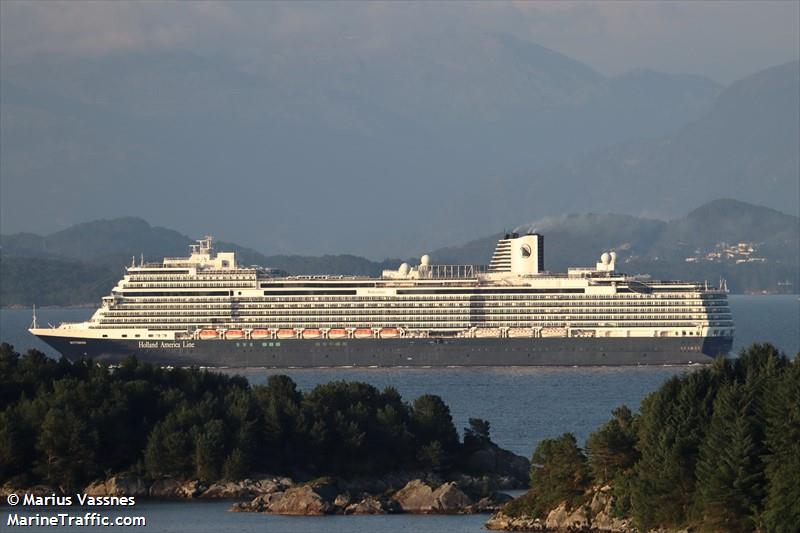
379, 328, 400, 338
328, 328, 348, 339
277, 329, 296, 339
251, 329, 270, 340
225, 329, 244, 340
354, 328, 374, 339
198, 329, 218, 340
302, 328, 322, 339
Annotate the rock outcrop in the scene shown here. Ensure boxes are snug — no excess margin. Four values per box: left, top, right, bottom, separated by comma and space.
390, 479, 474, 514
392, 479, 435, 512
0, 483, 61, 498
149, 479, 205, 499
485, 485, 638, 532
232, 477, 492, 516
265, 485, 336, 515
431, 482, 473, 513
473, 492, 514, 513
84, 476, 148, 497
344, 495, 401, 515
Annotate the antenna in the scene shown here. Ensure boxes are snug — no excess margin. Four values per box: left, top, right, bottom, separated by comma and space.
30, 305, 37, 329
141, 253, 144, 266
131, 256, 136, 268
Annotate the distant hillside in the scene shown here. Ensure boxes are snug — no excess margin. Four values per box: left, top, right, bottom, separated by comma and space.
530, 61, 800, 218
431, 199, 799, 294
0, 218, 403, 306
2, 31, 722, 257
1, 199, 797, 306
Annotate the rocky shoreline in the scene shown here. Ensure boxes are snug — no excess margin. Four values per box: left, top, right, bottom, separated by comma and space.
1, 470, 520, 516
482, 485, 699, 533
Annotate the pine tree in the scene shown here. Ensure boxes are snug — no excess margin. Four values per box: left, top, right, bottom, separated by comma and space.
694, 383, 763, 532
526, 433, 590, 518
761, 357, 800, 532
630, 367, 720, 529
586, 405, 638, 484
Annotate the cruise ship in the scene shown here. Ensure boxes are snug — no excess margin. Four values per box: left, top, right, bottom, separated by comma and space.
30, 234, 734, 367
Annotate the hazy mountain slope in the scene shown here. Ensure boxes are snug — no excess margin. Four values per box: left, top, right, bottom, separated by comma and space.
2, 199, 796, 306
532, 61, 800, 218
429, 199, 799, 293
649, 199, 799, 259
430, 214, 667, 272
1, 33, 721, 257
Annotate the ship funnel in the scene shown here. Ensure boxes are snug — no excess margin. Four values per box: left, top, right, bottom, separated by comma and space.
489, 233, 544, 274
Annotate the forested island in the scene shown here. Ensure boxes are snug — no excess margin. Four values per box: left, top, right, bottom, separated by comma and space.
487, 344, 799, 532
0, 342, 526, 514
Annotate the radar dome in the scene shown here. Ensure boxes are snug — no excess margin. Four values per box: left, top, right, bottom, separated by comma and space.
609, 252, 617, 262
601, 252, 610, 265
420, 255, 430, 266
398, 263, 410, 275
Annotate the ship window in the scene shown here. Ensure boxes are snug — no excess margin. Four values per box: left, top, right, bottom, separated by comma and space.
135, 334, 140, 337
122, 334, 127, 338
102, 334, 108, 338
275, 342, 281, 347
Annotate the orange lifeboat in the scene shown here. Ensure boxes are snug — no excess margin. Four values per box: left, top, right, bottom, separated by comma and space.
199, 329, 218, 340
302, 328, 322, 339
277, 329, 296, 339
251, 329, 270, 340
379, 328, 400, 339
226, 329, 244, 340
328, 328, 348, 339
354, 328, 374, 339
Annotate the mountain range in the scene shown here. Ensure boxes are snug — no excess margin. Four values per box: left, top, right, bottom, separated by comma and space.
2, 199, 797, 306
6, 31, 797, 258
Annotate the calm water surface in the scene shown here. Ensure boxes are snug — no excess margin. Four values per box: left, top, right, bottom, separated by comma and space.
1, 295, 797, 532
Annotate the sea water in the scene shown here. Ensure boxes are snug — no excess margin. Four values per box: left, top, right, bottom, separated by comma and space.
1, 295, 797, 532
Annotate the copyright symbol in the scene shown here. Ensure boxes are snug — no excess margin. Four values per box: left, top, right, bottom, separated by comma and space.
7, 493, 19, 506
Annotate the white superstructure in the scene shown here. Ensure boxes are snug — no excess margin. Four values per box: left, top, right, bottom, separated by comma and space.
31, 234, 734, 347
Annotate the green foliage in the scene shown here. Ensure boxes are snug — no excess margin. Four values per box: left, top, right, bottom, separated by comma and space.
463, 418, 492, 450
626, 344, 795, 531
694, 383, 763, 532
523, 433, 590, 518
761, 356, 800, 532
586, 405, 638, 484
630, 366, 720, 529
0, 345, 494, 490
411, 394, 460, 452
504, 343, 797, 531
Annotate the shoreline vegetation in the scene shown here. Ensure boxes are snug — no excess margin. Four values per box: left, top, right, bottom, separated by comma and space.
486, 344, 799, 532
1, 344, 797, 529
0, 342, 527, 516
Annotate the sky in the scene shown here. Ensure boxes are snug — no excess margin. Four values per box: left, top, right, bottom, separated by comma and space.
1, 1, 798, 257
2, 1, 797, 84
